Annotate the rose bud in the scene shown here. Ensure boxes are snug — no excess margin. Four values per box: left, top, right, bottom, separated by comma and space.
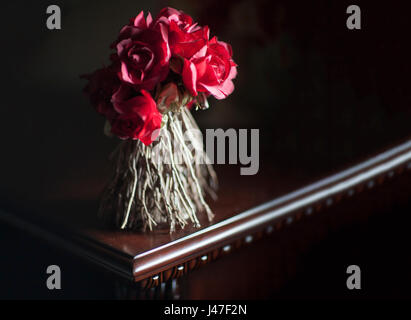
156, 82, 181, 112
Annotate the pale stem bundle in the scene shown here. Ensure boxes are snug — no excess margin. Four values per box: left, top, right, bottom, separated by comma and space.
99, 107, 218, 232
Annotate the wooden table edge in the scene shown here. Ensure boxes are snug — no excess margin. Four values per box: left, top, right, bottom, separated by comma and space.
0, 138, 410, 288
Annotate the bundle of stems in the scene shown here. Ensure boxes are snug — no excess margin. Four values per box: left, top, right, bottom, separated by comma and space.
99, 107, 218, 232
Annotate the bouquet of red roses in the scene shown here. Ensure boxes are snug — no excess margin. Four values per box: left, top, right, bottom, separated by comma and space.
83, 7, 237, 232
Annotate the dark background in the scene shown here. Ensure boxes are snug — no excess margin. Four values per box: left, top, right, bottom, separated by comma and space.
0, 0, 410, 299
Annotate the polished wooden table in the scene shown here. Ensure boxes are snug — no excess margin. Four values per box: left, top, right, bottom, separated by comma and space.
0, 136, 410, 299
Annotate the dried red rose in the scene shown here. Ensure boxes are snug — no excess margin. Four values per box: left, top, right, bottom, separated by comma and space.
110, 88, 162, 145
181, 37, 237, 99
115, 11, 171, 91
155, 7, 198, 31
82, 66, 120, 120
155, 7, 209, 61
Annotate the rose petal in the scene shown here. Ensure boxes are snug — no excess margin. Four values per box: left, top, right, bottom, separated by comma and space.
200, 79, 234, 100
182, 59, 198, 96
133, 11, 146, 28
146, 12, 153, 27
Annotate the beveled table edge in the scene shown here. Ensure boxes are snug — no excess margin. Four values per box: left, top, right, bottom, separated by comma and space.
0, 139, 410, 287
132, 139, 411, 287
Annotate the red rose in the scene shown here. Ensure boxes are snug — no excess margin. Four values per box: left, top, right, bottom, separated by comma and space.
110, 88, 162, 145
82, 66, 120, 120
182, 37, 237, 99
155, 7, 197, 30
83, 7, 237, 146
115, 11, 171, 91
155, 7, 209, 60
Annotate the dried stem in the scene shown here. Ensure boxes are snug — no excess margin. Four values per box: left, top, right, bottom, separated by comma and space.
98, 107, 218, 232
